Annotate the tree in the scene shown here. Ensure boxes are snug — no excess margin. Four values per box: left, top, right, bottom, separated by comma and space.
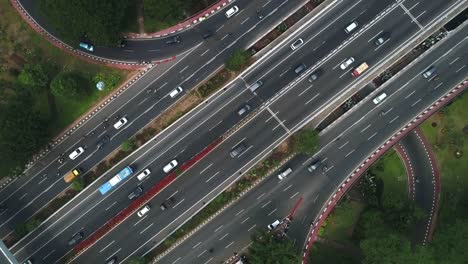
0, 97, 48, 176
71, 178, 85, 192
17, 63, 55, 93
50, 72, 88, 99
226, 49, 250, 72
360, 233, 412, 264
430, 219, 468, 264
127, 257, 149, 264
290, 128, 320, 154
121, 138, 137, 152
38, 0, 130, 45
248, 231, 301, 264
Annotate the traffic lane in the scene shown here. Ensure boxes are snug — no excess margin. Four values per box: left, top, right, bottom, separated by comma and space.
320, 25, 467, 146
159, 155, 333, 264
243, 0, 395, 86
11, 76, 258, 259
321, 39, 467, 189
401, 0, 458, 27
244, 0, 395, 97
73, 109, 289, 262
269, 6, 418, 129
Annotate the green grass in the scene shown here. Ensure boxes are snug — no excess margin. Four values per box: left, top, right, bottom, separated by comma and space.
420, 92, 468, 223
371, 150, 407, 199
321, 200, 365, 243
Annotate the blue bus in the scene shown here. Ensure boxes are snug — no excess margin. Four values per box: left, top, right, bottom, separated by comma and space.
98, 166, 134, 195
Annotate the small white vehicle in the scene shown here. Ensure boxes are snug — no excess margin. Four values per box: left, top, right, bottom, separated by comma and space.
372, 92, 388, 105
340, 57, 355, 70
69, 147, 85, 160
169, 86, 183, 98
163, 160, 178, 173
225, 6, 239, 18
290, 38, 304, 50
113, 117, 128, 129
137, 205, 151, 217
268, 219, 281, 230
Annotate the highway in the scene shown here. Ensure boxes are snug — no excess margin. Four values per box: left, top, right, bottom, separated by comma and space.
160, 22, 468, 264
17, 0, 305, 61
0, 0, 307, 238
8, 0, 466, 263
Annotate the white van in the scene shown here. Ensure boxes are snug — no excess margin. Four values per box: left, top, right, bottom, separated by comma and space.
277, 167, 293, 180
372, 92, 387, 105
137, 205, 151, 217
345, 21, 358, 33
170, 86, 183, 98
225, 6, 239, 18
163, 160, 178, 173
137, 168, 151, 181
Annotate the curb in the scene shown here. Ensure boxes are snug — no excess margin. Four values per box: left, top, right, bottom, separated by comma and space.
9, 0, 176, 68
125, 0, 234, 39
301, 80, 467, 263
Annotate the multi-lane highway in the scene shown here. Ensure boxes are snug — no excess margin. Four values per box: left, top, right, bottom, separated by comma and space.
6, 0, 466, 263
0, 0, 307, 239
160, 22, 468, 264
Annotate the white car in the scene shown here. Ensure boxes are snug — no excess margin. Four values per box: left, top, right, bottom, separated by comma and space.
163, 159, 178, 173
277, 167, 293, 180
136, 168, 151, 181
372, 92, 388, 105
340, 57, 355, 70
137, 205, 151, 217
290, 38, 304, 50
169, 86, 183, 98
268, 219, 281, 230
225, 6, 239, 18
113, 117, 128, 129
69, 147, 85, 160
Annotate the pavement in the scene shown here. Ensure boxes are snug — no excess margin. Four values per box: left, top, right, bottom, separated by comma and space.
395, 127, 441, 246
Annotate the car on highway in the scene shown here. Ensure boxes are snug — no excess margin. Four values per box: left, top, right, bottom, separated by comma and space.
230, 142, 247, 158
113, 117, 128, 129
290, 38, 304, 50
374, 32, 390, 46
68, 231, 84, 246
422, 66, 438, 79
202, 31, 213, 39
165, 36, 181, 45
136, 168, 151, 181
237, 104, 251, 116
169, 86, 184, 98
225, 6, 239, 18
68, 147, 85, 160
294, 63, 307, 74
163, 160, 178, 173
137, 205, 151, 217
344, 21, 358, 33
128, 186, 143, 200
22, 260, 33, 264
96, 135, 110, 150
105, 257, 117, 264
307, 160, 320, 172
308, 69, 321, 82
160, 197, 176, 210
372, 92, 388, 105
267, 219, 281, 230
340, 57, 355, 70
277, 167, 293, 180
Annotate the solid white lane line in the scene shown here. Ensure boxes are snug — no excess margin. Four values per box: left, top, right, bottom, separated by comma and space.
256, 193, 265, 200
338, 141, 349, 149
172, 257, 181, 264
411, 98, 422, 107
360, 124, 371, 133
140, 223, 154, 234
200, 164, 213, 175
283, 184, 293, 192
107, 248, 121, 261
179, 66, 189, 73
193, 242, 202, 249
19, 193, 28, 200
241, 217, 250, 224
389, 115, 399, 123
99, 240, 115, 253
455, 65, 466, 73
404, 90, 416, 99
204, 257, 213, 264
215, 25, 224, 32
368, 30, 383, 42
219, 233, 229, 240
290, 192, 299, 199
298, 85, 313, 96
208, 120, 223, 131
449, 57, 459, 65
42, 249, 55, 260
105, 201, 117, 211
248, 224, 257, 231
415, 10, 427, 20
240, 17, 250, 25
367, 132, 378, 141
235, 209, 244, 216
225, 241, 234, 248
408, 2, 419, 11
200, 49, 210, 57
433, 82, 443, 90
261, 201, 271, 208
197, 250, 207, 258
305, 93, 320, 105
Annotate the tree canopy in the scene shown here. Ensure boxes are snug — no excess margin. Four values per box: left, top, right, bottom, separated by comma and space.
226, 49, 250, 72
50, 72, 88, 99
17, 63, 55, 93
38, 0, 130, 46
248, 231, 300, 264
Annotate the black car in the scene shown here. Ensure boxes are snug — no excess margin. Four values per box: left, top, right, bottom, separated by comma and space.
105, 257, 117, 264
160, 197, 175, 210
97, 135, 110, 150
165, 36, 182, 45
128, 186, 143, 200
202, 31, 213, 39
68, 231, 84, 246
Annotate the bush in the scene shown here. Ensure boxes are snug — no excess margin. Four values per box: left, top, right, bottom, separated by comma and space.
226, 49, 250, 72
290, 128, 320, 154
50, 71, 89, 99
71, 178, 85, 192
197, 69, 230, 98
121, 138, 137, 152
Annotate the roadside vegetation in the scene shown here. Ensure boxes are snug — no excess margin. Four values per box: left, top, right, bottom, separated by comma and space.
0, 1, 127, 178
248, 230, 301, 263
143, 0, 218, 32
311, 92, 468, 263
